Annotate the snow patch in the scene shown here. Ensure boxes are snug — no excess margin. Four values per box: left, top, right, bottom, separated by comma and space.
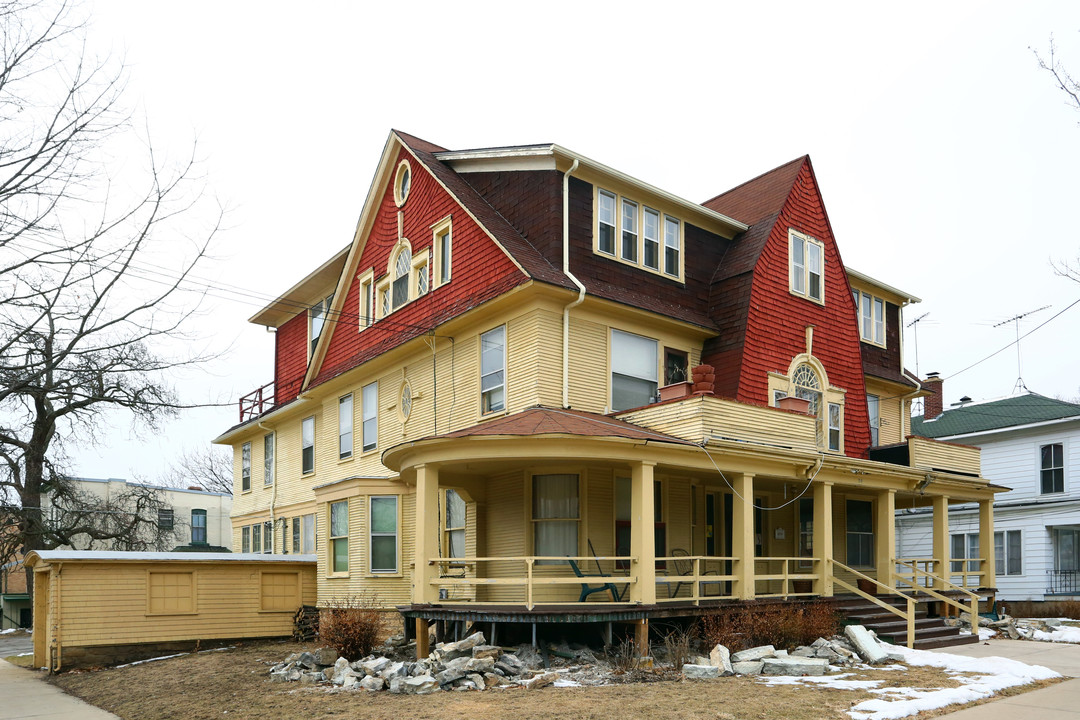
113, 652, 189, 668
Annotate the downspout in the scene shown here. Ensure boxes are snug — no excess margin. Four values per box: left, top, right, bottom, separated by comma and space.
259, 421, 277, 552
562, 158, 585, 409
53, 564, 61, 672
899, 377, 923, 439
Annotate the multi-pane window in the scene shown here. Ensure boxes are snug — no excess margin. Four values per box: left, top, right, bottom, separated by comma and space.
790, 231, 823, 302
359, 275, 374, 329
664, 216, 680, 276
301, 416, 315, 474
867, 394, 880, 447
853, 290, 886, 345
445, 489, 466, 559
302, 513, 316, 554
792, 363, 824, 445
596, 188, 681, 278
370, 496, 398, 573
330, 500, 349, 573
621, 199, 638, 262
309, 294, 333, 355
951, 533, 980, 573
1041, 443, 1064, 494
292, 517, 301, 554
533, 474, 579, 563
434, 220, 452, 287
263, 433, 274, 486
252, 523, 261, 555
362, 382, 378, 452
158, 508, 174, 530
598, 190, 616, 254
828, 402, 841, 451
1054, 528, 1080, 573
995, 530, 1022, 575
241, 442, 251, 492
392, 248, 411, 310
191, 509, 207, 545
264, 521, 272, 553
416, 261, 428, 296
480, 326, 506, 414
610, 329, 658, 411
845, 499, 873, 567
339, 394, 353, 459
241, 525, 250, 553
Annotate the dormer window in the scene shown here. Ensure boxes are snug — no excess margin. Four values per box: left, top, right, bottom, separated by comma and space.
373, 242, 430, 321
790, 230, 823, 303
309, 294, 333, 356
392, 248, 411, 310
853, 290, 886, 346
595, 187, 682, 280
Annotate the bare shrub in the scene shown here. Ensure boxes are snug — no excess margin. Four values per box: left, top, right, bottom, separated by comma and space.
661, 627, 693, 671
318, 595, 382, 660
609, 637, 643, 674
699, 601, 840, 652
1005, 600, 1080, 619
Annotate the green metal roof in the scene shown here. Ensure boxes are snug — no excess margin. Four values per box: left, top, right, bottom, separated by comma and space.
912, 393, 1080, 439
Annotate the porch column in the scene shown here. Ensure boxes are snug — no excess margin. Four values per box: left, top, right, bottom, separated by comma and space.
931, 494, 950, 589
978, 499, 996, 590
812, 481, 833, 595
731, 473, 755, 600
629, 461, 656, 605
875, 489, 896, 589
413, 464, 439, 605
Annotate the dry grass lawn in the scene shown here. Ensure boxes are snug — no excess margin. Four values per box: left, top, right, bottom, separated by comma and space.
47, 640, 1060, 720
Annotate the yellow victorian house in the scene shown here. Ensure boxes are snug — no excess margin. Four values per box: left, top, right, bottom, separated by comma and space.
214, 131, 1002, 655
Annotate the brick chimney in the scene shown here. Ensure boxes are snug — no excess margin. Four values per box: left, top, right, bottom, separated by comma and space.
923, 372, 943, 420
187, 486, 204, 492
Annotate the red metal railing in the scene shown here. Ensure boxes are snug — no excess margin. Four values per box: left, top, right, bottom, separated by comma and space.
239, 382, 275, 423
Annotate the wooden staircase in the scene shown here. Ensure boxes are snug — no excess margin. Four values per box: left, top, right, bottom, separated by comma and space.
834, 593, 979, 650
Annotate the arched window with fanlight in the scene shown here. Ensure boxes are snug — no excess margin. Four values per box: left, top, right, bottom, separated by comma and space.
792, 363, 823, 444
392, 247, 411, 310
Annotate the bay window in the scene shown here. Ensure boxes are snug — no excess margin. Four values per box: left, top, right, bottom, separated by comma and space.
370, 496, 398, 573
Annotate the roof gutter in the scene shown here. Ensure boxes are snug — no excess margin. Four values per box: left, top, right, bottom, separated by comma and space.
562, 158, 585, 409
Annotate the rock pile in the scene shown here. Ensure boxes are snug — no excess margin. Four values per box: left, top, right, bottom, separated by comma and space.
945, 612, 1022, 640
681, 631, 888, 679
269, 631, 557, 693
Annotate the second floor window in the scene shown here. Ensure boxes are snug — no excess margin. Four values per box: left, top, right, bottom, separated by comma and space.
309, 294, 333, 356
1041, 443, 1064, 494
158, 508, 174, 530
191, 509, 207, 545
596, 187, 681, 279
867, 394, 880, 446
853, 290, 886, 345
263, 433, 274, 486
790, 230, 823, 303
330, 501, 348, 573
480, 326, 506, 414
301, 416, 315, 474
828, 402, 841, 451
339, 394, 353, 459
611, 329, 658, 412
241, 442, 251, 492
362, 382, 378, 452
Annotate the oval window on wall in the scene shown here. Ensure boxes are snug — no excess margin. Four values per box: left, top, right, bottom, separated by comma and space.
394, 160, 411, 207
400, 381, 412, 422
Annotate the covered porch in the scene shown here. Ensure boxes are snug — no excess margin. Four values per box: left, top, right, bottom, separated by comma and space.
382, 407, 1002, 655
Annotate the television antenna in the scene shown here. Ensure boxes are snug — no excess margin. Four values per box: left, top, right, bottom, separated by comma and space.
994, 305, 1049, 394
906, 312, 930, 379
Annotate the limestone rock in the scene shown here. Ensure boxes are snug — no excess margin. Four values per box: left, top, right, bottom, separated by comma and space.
708, 644, 733, 676
314, 647, 339, 666
435, 632, 486, 662
360, 675, 386, 692
683, 663, 720, 679
731, 660, 764, 676
380, 661, 408, 680
296, 651, 319, 670
522, 671, 558, 689
361, 657, 391, 676
404, 675, 440, 695
761, 656, 828, 676
466, 672, 486, 690
731, 645, 775, 663
388, 677, 406, 694
844, 625, 888, 665
472, 644, 502, 660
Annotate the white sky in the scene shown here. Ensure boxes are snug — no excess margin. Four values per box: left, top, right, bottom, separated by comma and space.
70, 1, 1080, 480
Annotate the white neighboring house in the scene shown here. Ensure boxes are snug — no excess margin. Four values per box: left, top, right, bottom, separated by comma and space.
897, 378, 1080, 602
46, 477, 233, 550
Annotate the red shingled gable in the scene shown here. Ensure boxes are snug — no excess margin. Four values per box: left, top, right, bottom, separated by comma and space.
730, 159, 870, 458
275, 311, 307, 406
312, 144, 529, 388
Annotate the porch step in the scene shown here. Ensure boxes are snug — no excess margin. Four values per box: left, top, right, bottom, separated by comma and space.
835, 594, 978, 650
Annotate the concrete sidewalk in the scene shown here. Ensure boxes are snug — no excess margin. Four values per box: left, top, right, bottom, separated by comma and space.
938, 638, 1080, 719
0, 659, 119, 719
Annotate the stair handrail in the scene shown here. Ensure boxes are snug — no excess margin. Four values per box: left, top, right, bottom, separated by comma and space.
894, 559, 978, 624
828, 559, 916, 649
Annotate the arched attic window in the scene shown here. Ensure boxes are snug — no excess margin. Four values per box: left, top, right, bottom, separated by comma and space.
792, 363, 823, 445
392, 247, 411, 310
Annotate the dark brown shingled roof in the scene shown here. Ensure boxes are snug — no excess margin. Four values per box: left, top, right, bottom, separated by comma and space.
703, 156, 806, 225
394, 130, 572, 289
436, 406, 692, 444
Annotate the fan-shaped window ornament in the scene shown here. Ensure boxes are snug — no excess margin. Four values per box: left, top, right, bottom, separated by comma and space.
792, 363, 823, 444
400, 382, 412, 421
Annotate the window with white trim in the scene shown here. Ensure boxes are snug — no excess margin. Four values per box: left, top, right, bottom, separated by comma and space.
370, 496, 398, 573
995, 530, 1021, 575
301, 513, 316, 553
867, 394, 880, 446
444, 489, 466, 560
375, 245, 430, 320
790, 230, 823, 303
241, 525, 250, 553
434, 218, 452, 287
309, 294, 334, 355
394, 159, 411, 207
792, 363, 823, 443
158, 508, 174, 530
358, 271, 374, 329
951, 532, 980, 573
853, 290, 886, 345
252, 523, 261, 554
480, 325, 506, 414
292, 517, 300, 553
301, 416, 314, 474
392, 247, 411, 310
339, 394, 353, 459
263, 433, 274, 486
191, 509, 207, 545
828, 402, 841, 451
1041, 443, 1064, 494
330, 501, 348, 573
611, 329, 658, 411
595, 187, 682, 279
241, 442, 251, 492
361, 382, 378, 452
532, 474, 579, 563
263, 521, 272, 553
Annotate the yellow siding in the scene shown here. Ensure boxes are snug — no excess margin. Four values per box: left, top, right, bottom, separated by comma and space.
865, 378, 911, 447
909, 436, 980, 476
43, 560, 315, 650
482, 471, 525, 603
567, 316, 608, 412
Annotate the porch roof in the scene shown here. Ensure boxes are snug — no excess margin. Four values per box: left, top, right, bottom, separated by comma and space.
432, 406, 695, 445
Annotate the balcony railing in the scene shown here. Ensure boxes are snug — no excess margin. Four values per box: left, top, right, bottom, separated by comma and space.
1046, 570, 1080, 595
239, 381, 275, 423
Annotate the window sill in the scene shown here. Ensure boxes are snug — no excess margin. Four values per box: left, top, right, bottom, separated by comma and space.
338, 455, 354, 464
860, 338, 887, 349
326, 572, 350, 579
145, 610, 198, 617
367, 571, 403, 579
593, 248, 684, 284
789, 289, 825, 306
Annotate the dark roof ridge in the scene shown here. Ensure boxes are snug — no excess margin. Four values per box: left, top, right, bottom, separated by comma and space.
701, 155, 808, 208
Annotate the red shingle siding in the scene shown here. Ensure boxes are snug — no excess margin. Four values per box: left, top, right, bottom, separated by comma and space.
311, 147, 528, 387
734, 161, 871, 458
275, 312, 308, 406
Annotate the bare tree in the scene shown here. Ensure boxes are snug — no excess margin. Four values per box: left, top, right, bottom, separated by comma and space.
1034, 36, 1080, 121
156, 445, 233, 496
0, 1, 222, 596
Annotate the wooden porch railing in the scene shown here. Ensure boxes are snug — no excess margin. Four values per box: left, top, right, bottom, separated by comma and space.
829, 558, 917, 649
752, 557, 822, 598
654, 555, 736, 604
894, 558, 979, 623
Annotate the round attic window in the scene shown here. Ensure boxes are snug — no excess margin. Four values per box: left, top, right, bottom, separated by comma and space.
394, 160, 411, 207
